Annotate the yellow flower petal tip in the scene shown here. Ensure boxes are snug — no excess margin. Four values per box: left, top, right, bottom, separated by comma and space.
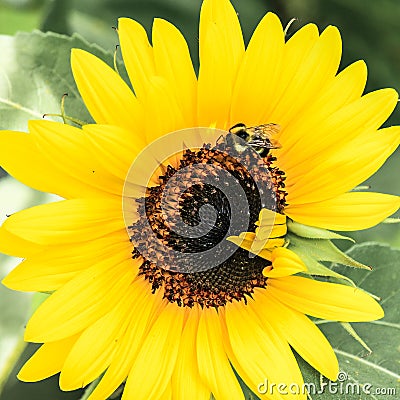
1, 274, 17, 290
263, 247, 307, 277
70, 48, 96, 73
70, 47, 90, 60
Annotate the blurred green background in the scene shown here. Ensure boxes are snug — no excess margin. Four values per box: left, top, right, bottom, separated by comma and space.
0, 0, 399, 399
1, 0, 400, 105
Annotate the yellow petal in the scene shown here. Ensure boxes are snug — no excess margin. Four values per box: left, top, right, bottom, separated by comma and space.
18, 334, 80, 381
224, 300, 305, 400
228, 218, 285, 258
226, 236, 273, 261
268, 276, 384, 321
251, 222, 287, 254
152, 18, 197, 127
198, 0, 244, 128
256, 222, 287, 240
280, 88, 398, 182
3, 231, 132, 291
286, 192, 400, 231
253, 290, 339, 381
268, 26, 342, 127
265, 24, 319, 117
71, 49, 143, 131
277, 60, 367, 170
250, 238, 285, 254
171, 306, 210, 400
60, 285, 136, 390
118, 18, 155, 99
238, 232, 256, 241
88, 279, 165, 400
159, 383, 172, 400
83, 124, 146, 181
197, 307, 244, 400
256, 208, 287, 226
122, 303, 185, 400
263, 247, 307, 278
3, 198, 125, 245
29, 120, 123, 196
143, 76, 187, 144
264, 23, 319, 126
285, 126, 400, 204
0, 226, 41, 257
0, 130, 102, 198
230, 13, 284, 125
25, 258, 137, 342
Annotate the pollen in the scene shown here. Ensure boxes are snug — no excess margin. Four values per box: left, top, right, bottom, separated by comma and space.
128, 138, 287, 308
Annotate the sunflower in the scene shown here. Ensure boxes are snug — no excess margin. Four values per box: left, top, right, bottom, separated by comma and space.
1, 0, 399, 399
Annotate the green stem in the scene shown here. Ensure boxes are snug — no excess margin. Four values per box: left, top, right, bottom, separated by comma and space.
0, 337, 27, 396
80, 377, 101, 400
114, 46, 120, 75
43, 113, 88, 127
60, 93, 68, 124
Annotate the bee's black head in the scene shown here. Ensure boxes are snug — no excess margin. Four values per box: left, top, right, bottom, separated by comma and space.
229, 122, 249, 140
229, 122, 247, 133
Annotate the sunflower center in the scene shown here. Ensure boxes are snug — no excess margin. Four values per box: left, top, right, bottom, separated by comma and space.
128, 133, 287, 308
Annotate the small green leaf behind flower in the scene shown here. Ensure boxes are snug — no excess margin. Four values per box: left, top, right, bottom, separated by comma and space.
287, 220, 372, 287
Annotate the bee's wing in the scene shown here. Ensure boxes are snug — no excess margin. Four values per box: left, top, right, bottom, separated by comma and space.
257, 123, 281, 137
247, 139, 276, 148
249, 124, 281, 149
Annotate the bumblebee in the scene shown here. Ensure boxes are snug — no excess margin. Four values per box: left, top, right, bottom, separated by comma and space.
228, 122, 281, 157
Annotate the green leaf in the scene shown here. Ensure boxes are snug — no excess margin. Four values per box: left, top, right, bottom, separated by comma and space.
0, 30, 122, 132
339, 322, 372, 354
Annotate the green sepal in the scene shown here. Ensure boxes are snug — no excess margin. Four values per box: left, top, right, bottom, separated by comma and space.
287, 219, 354, 242
286, 223, 373, 286
340, 322, 372, 354
293, 251, 356, 286
287, 232, 371, 270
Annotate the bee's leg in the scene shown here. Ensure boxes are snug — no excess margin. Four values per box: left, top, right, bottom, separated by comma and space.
216, 134, 224, 145
213, 134, 227, 152
258, 148, 270, 158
